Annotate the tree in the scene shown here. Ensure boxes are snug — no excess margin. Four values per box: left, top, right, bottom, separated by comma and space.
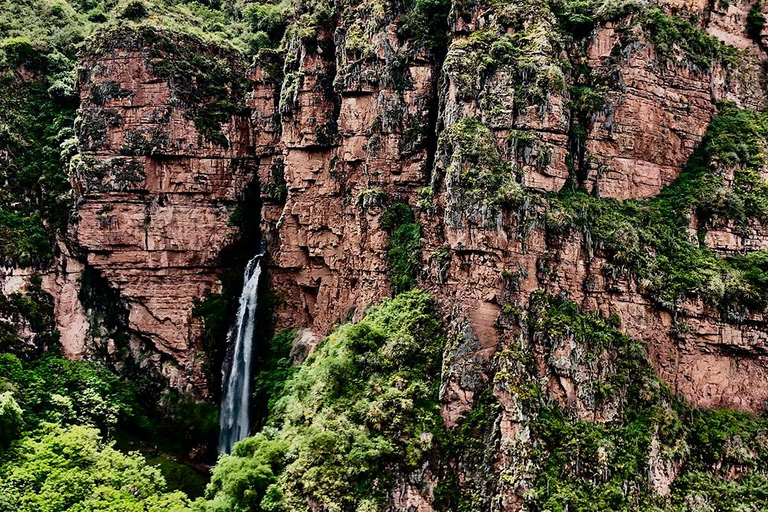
0, 391, 22, 449
0, 424, 192, 512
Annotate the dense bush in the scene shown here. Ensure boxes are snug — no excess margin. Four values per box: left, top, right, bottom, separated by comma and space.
642, 7, 739, 70
0, 351, 216, 497
119, 0, 150, 20
0, 353, 139, 433
251, 329, 300, 421
381, 203, 422, 294
399, 0, 452, 50
199, 290, 448, 512
244, 1, 289, 42
0, 392, 23, 450
0, 424, 192, 512
747, 4, 766, 39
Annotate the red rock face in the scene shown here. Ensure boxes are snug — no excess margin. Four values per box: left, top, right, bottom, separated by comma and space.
255, 0, 768, 419
58, 1, 768, 418
69, 28, 255, 396
255, 20, 435, 334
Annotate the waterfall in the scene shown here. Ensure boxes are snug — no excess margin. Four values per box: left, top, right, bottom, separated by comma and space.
218, 254, 263, 454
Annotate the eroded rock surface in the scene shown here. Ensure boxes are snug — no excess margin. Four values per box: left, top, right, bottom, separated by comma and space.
67, 26, 256, 396
254, 0, 768, 419
44, 0, 768, 419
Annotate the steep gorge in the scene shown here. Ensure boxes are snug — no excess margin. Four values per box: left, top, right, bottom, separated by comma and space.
3, 0, 768, 508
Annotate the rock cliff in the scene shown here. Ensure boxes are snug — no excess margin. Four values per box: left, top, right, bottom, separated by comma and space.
25, 0, 764, 417
257, 0, 768, 419
4, 0, 768, 506
60, 26, 256, 396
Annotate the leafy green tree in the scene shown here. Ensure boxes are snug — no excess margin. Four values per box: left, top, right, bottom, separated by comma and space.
0, 424, 191, 512
0, 353, 137, 433
0, 391, 22, 449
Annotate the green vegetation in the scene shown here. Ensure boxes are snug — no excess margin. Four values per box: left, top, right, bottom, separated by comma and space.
0, 353, 138, 432
0, 424, 192, 512
0, 350, 218, 457
251, 329, 300, 422
0, 352, 212, 510
748, 3, 766, 40
641, 6, 739, 70
441, 118, 526, 224
399, 0, 452, 50
0, 392, 23, 450
244, 0, 290, 50
199, 290, 448, 512
381, 203, 422, 294
0, 52, 77, 266
547, 104, 768, 317
520, 294, 768, 511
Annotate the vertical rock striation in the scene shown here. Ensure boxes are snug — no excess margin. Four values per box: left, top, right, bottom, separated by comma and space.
43, 0, 768, 433
68, 26, 256, 396
254, 0, 768, 418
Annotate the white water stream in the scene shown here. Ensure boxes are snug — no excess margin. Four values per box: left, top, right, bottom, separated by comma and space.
218, 254, 263, 454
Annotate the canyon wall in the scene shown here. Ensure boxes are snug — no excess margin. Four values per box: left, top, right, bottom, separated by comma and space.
0, 0, 762, 507
8, 0, 762, 418
258, 0, 768, 420
58, 26, 256, 396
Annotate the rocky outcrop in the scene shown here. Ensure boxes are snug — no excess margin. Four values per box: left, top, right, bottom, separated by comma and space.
253, 0, 768, 422
66, 26, 256, 396
36, 0, 768, 422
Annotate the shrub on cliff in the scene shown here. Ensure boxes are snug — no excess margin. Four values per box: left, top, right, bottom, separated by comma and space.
1, 37, 48, 71
0, 392, 23, 450
399, 0, 451, 49
199, 290, 448, 512
118, 0, 150, 20
382, 203, 422, 294
244, 0, 289, 42
747, 4, 766, 39
458, 292, 768, 511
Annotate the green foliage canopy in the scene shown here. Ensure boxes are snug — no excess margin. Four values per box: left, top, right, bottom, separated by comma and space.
199, 290, 448, 512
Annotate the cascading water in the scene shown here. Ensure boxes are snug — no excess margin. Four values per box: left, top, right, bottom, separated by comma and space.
218, 253, 263, 454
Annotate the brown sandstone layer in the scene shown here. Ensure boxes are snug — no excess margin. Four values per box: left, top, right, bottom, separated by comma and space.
66, 27, 256, 396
